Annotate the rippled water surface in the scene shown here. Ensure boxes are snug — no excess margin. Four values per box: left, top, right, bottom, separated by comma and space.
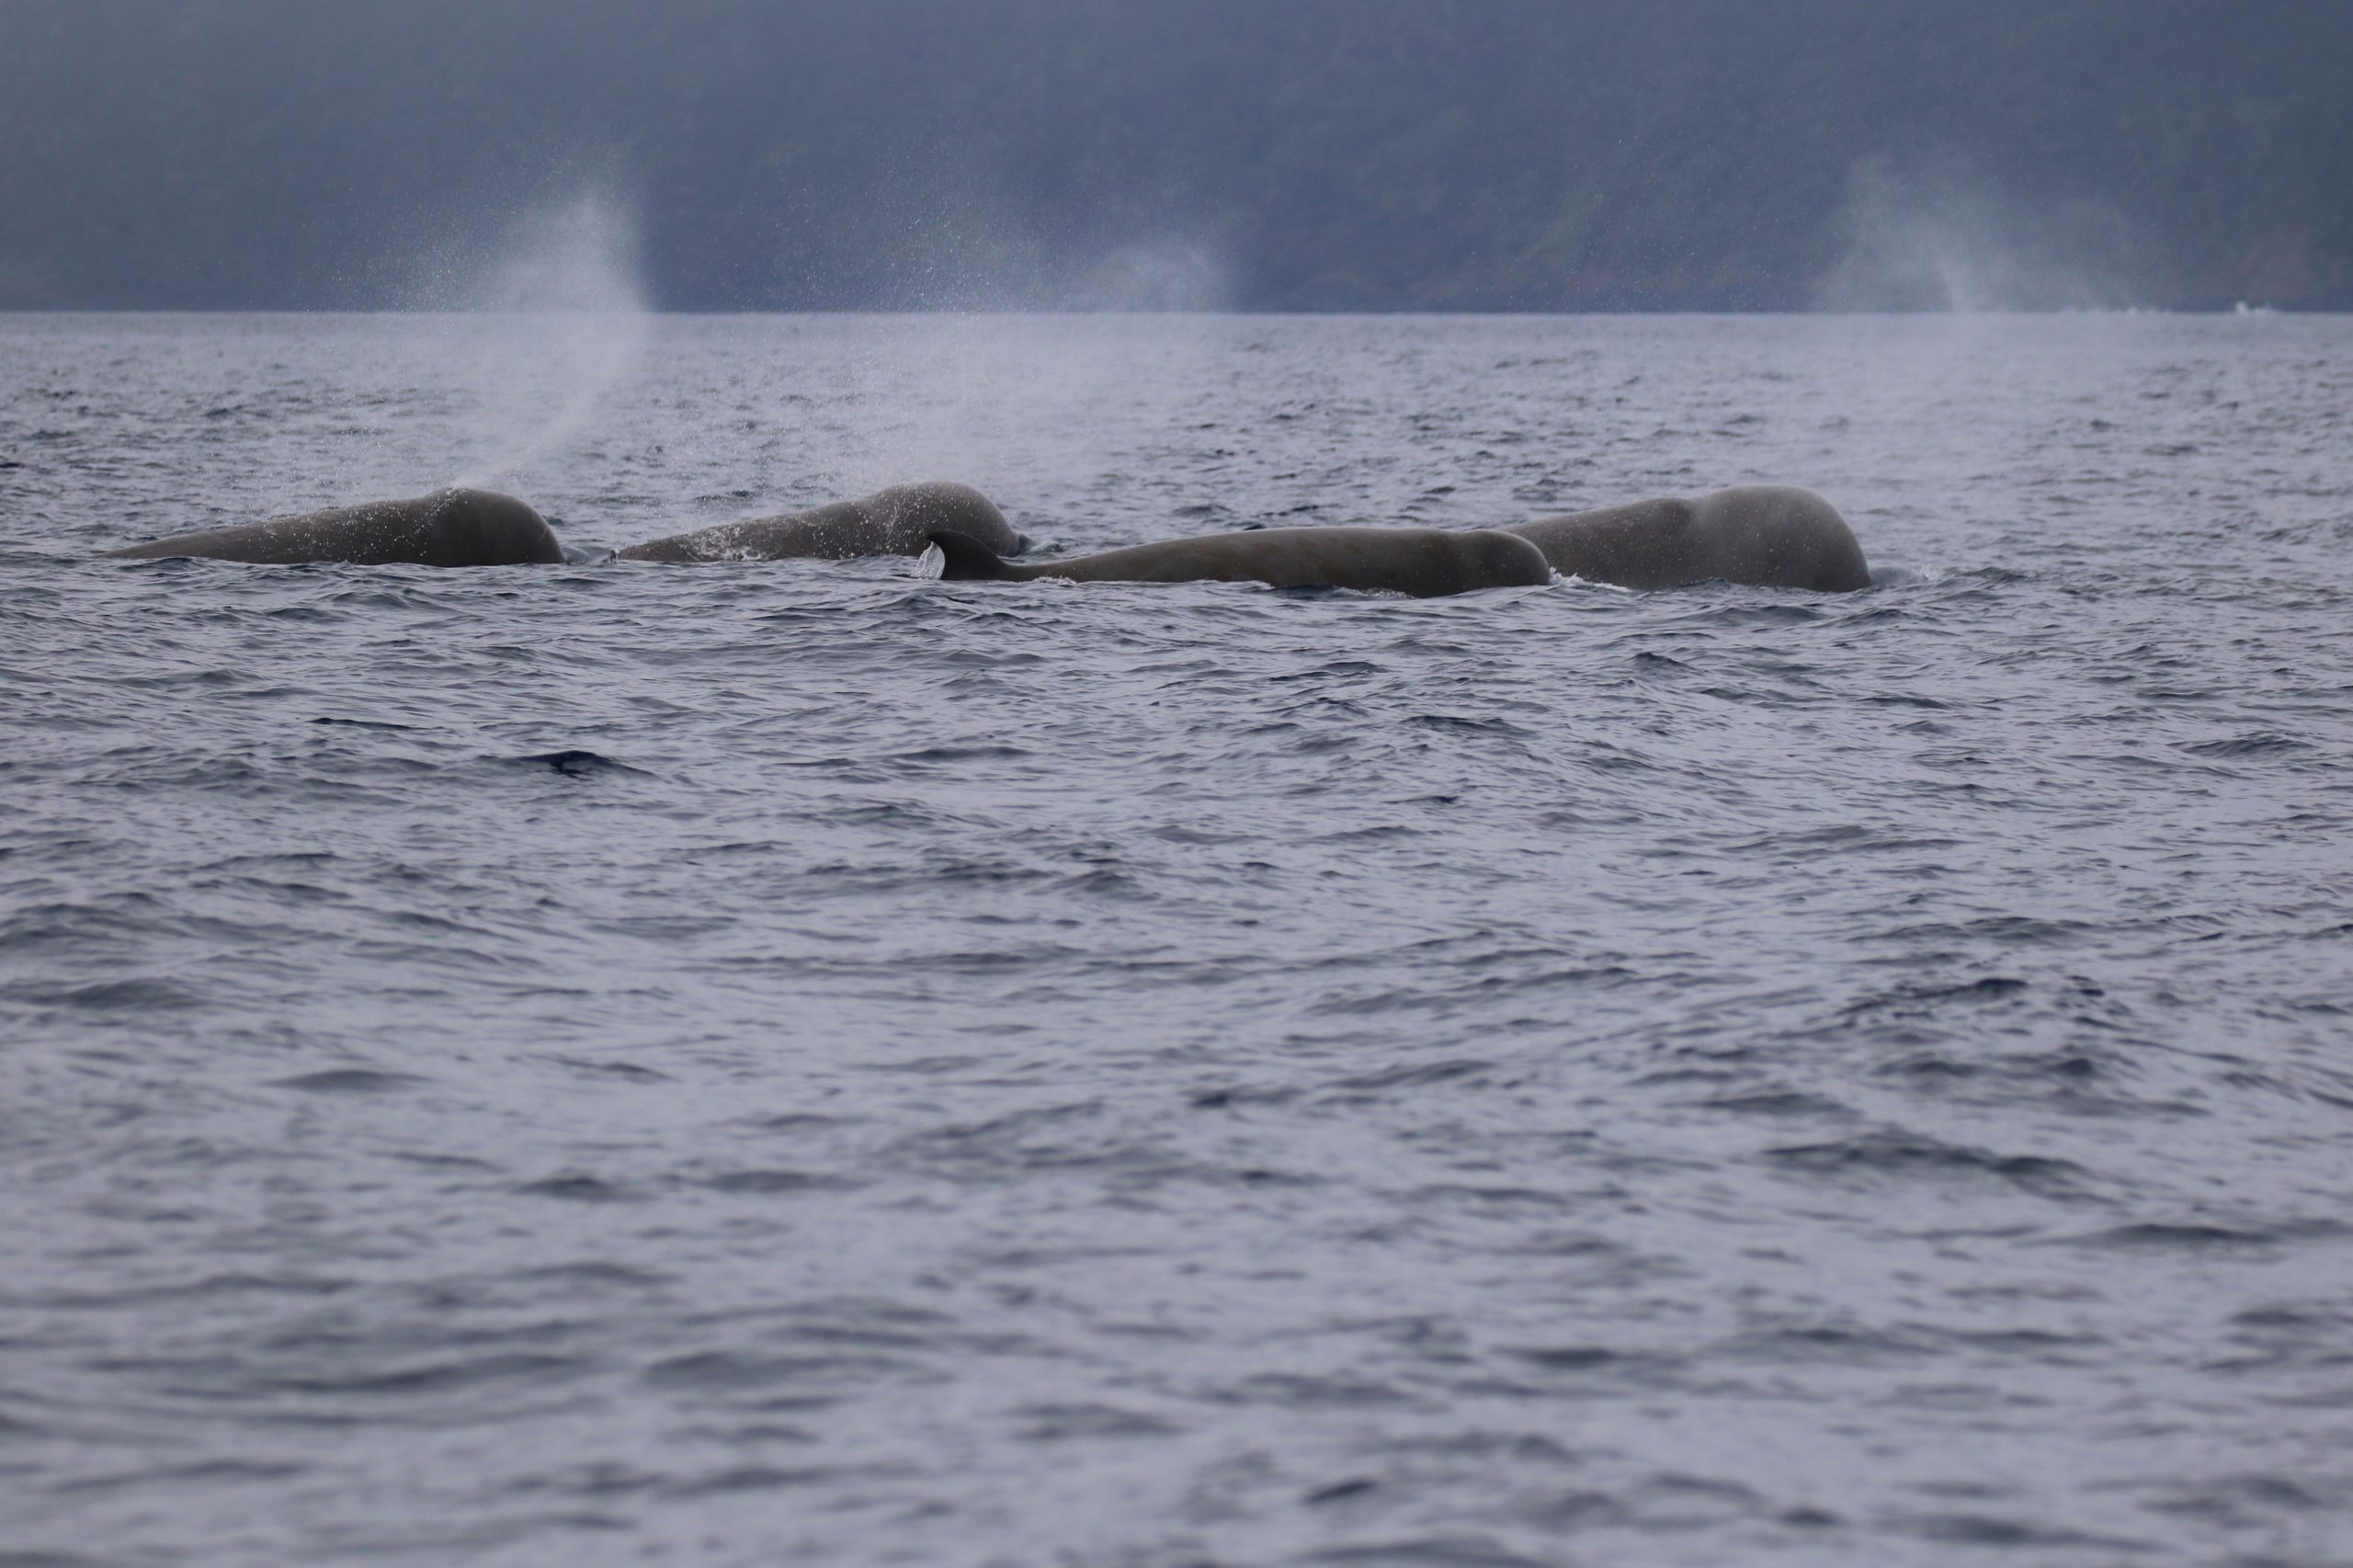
4, 312, 2352, 1567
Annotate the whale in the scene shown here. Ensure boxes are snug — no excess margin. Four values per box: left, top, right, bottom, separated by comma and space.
619, 481, 1025, 562
1506, 485, 1869, 592
927, 525, 1552, 597
102, 489, 564, 567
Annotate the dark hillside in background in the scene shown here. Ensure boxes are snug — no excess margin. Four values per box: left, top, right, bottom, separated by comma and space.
1, 0, 2347, 310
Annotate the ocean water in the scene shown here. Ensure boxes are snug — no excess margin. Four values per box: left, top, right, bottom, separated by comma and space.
2, 311, 2350, 1568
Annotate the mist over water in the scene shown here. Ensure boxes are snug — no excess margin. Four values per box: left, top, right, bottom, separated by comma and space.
1066, 242, 1233, 312
397, 193, 1237, 517
4, 312, 2352, 1567
435, 194, 654, 492
1817, 156, 2148, 312
823, 233, 1237, 497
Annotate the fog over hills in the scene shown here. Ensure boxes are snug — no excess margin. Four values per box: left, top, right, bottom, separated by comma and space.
2, 0, 2347, 311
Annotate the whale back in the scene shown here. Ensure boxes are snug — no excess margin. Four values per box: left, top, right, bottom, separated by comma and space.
620, 481, 1020, 562
104, 488, 563, 567
1509, 485, 1868, 592
932, 525, 1551, 597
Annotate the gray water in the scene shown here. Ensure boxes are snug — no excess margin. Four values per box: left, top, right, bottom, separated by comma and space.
3, 312, 2350, 1568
